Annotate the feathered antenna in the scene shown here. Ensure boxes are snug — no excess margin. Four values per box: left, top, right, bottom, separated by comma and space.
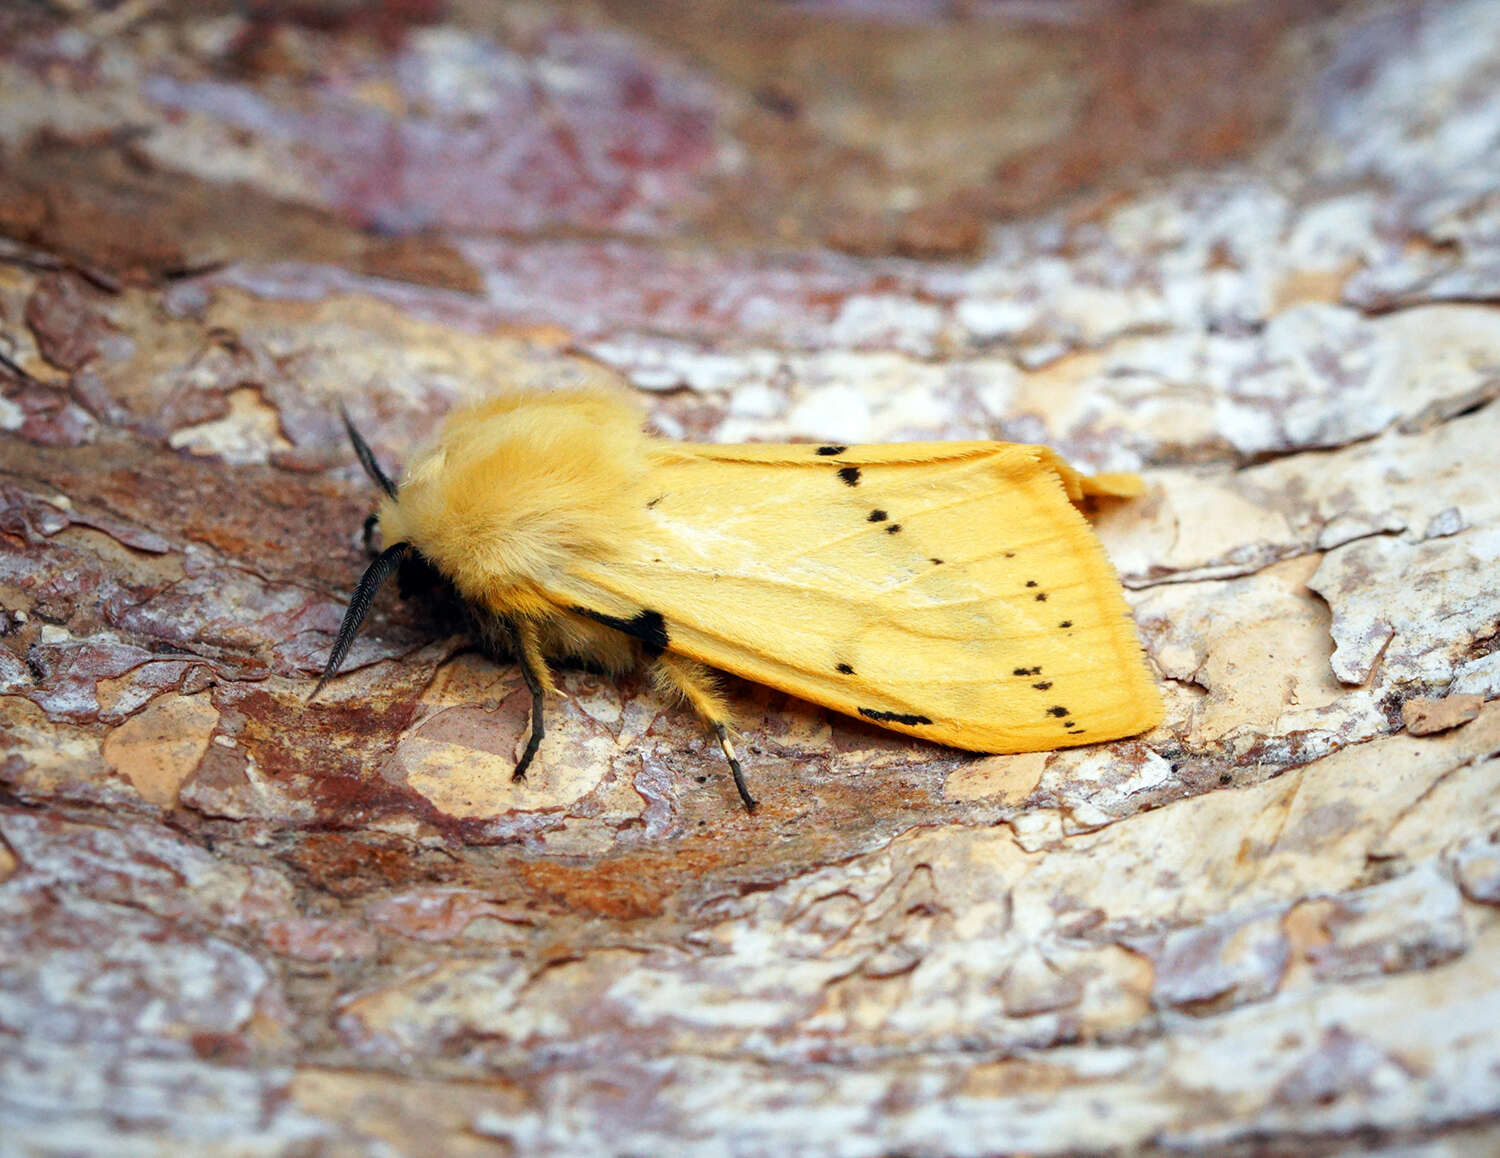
341, 404, 398, 498
309, 410, 406, 700
309, 542, 409, 700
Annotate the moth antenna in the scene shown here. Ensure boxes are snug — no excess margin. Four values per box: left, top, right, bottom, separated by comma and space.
340, 404, 398, 499
309, 542, 409, 701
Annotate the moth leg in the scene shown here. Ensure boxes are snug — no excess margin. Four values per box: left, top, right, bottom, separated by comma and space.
652, 654, 757, 812
361, 513, 380, 557
714, 723, 756, 814
513, 620, 556, 782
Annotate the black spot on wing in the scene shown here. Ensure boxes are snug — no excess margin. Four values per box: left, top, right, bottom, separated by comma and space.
646, 495, 664, 509
836, 662, 855, 675
867, 509, 887, 522
859, 708, 933, 726
1025, 580, 1037, 588
929, 558, 943, 565
817, 445, 848, 456
1047, 706, 1070, 718
1013, 666, 1043, 677
1059, 620, 1072, 628
1034, 592, 1048, 602
1032, 681, 1052, 690
838, 466, 861, 486
575, 607, 670, 656
1003, 551, 1016, 559
885, 524, 901, 534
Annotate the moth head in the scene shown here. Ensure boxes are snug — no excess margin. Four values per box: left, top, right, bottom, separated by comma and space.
309, 409, 410, 701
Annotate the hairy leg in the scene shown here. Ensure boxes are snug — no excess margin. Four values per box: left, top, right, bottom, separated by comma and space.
651, 654, 757, 811
512, 619, 555, 781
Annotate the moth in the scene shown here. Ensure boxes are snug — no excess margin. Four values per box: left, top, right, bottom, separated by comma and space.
313, 387, 1162, 811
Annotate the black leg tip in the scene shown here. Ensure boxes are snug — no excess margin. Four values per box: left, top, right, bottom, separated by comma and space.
714, 723, 759, 813
728, 759, 758, 813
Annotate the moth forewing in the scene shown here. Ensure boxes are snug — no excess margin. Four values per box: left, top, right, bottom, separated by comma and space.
554, 441, 1161, 753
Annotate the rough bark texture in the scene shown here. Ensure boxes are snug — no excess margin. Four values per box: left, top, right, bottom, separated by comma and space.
3, 2, 1499, 1155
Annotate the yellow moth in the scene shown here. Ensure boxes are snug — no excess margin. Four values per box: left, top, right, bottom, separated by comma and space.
314, 387, 1162, 811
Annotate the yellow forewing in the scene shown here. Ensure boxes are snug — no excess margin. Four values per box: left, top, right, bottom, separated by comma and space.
547, 441, 1162, 752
